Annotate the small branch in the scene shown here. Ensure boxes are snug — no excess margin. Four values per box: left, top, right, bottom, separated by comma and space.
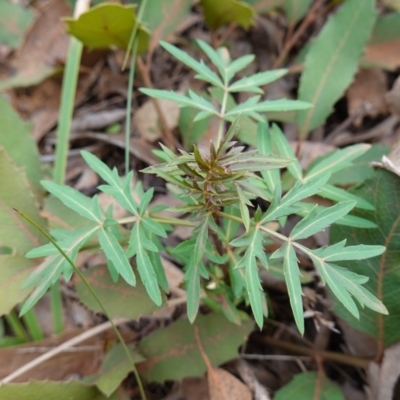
273, 0, 325, 68
257, 336, 372, 369
0, 317, 130, 384
136, 57, 177, 151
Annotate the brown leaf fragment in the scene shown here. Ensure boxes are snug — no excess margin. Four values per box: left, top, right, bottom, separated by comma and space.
371, 137, 400, 177
0, 0, 70, 91
385, 76, 400, 117
0, 329, 102, 382
134, 99, 179, 142
346, 68, 388, 127
367, 341, 400, 400
194, 325, 252, 400
208, 367, 252, 400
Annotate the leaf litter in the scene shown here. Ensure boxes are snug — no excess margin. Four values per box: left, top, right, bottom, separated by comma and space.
2, 0, 400, 399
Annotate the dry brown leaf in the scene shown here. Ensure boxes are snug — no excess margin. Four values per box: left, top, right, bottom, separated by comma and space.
134, 99, 179, 142
385, 76, 400, 117
0, 329, 102, 382
193, 326, 251, 400
1, 0, 70, 91
364, 39, 400, 72
371, 138, 400, 177
208, 367, 252, 400
367, 341, 400, 400
346, 68, 388, 126
236, 359, 271, 400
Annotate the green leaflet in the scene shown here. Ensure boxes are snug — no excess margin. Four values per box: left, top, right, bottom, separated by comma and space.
305, 144, 370, 182
270, 123, 302, 180
98, 228, 136, 286
290, 201, 356, 240
41, 180, 102, 223
228, 69, 287, 93
261, 174, 330, 223
20, 226, 98, 315
296, 0, 377, 136
231, 228, 268, 328
257, 122, 280, 192
161, 41, 224, 88
283, 243, 304, 334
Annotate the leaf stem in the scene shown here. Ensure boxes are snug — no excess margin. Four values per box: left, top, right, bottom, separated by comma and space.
216, 88, 229, 148
14, 209, 147, 400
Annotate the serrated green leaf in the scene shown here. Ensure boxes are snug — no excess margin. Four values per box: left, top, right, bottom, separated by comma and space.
140, 88, 219, 115
274, 371, 345, 400
141, 217, 167, 238
86, 343, 143, 397
41, 181, 101, 223
283, 243, 304, 334
97, 228, 136, 286
64, 4, 150, 52
136, 246, 162, 306
290, 201, 356, 240
0, 255, 36, 316
200, 0, 255, 30
262, 174, 330, 223
0, 148, 46, 254
228, 69, 287, 93
195, 39, 227, 81
296, 202, 377, 228
0, 96, 43, 192
179, 105, 211, 150
137, 312, 253, 382
330, 144, 389, 186
225, 97, 311, 118
160, 41, 224, 88
76, 264, 164, 319
305, 144, 370, 182
330, 169, 400, 347
314, 241, 385, 262
296, 0, 377, 136
271, 123, 302, 180
185, 255, 202, 323
257, 122, 280, 192
311, 256, 359, 319
226, 54, 255, 82
317, 183, 374, 210
246, 255, 264, 328
235, 184, 251, 232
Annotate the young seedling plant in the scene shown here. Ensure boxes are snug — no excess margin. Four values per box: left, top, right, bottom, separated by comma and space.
20, 40, 387, 336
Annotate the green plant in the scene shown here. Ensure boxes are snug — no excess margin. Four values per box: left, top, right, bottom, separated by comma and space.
20, 39, 387, 335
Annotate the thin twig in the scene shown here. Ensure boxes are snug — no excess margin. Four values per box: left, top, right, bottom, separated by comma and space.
136, 57, 177, 150
273, 0, 325, 68
0, 318, 129, 384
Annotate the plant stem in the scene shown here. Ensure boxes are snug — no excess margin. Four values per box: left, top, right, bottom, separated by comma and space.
5, 311, 28, 341
257, 335, 371, 369
125, 37, 139, 175
14, 209, 147, 400
52, 0, 90, 335
216, 88, 229, 148
22, 308, 43, 341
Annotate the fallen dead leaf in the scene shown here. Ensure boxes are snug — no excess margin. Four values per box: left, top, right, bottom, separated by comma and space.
346, 68, 388, 126
0, 0, 70, 91
371, 137, 400, 177
194, 325, 252, 400
385, 75, 400, 117
0, 329, 102, 382
134, 99, 180, 142
367, 341, 400, 400
208, 367, 252, 400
